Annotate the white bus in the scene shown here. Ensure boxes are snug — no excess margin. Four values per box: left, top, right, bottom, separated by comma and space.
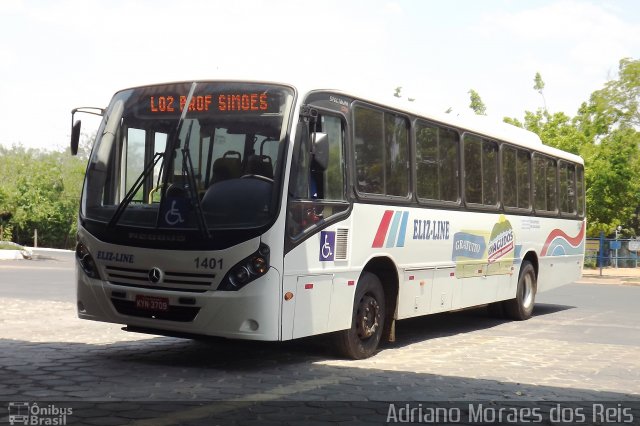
71, 81, 585, 359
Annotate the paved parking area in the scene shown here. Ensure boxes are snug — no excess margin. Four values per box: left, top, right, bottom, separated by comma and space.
1, 258, 639, 424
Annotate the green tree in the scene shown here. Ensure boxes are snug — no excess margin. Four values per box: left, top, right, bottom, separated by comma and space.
573, 58, 640, 235
505, 58, 640, 236
533, 72, 547, 112
582, 128, 640, 236
468, 89, 487, 115
513, 109, 586, 155
575, 58, 640, 137
0, 144, 87, 248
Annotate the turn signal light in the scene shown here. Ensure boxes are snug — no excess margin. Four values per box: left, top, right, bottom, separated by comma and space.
249, 256, 268, 275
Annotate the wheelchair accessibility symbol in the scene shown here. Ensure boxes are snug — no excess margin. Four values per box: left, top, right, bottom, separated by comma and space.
161, 198, 188, 227
165, 200, 185, 225
319, 231, 335, 261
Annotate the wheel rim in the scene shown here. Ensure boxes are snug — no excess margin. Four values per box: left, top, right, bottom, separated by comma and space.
356, 294, 380, 340
522, 272, 534, 309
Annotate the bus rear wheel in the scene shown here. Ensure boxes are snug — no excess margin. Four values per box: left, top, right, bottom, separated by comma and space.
504, 261, 536, 320
335, 272, 386, 359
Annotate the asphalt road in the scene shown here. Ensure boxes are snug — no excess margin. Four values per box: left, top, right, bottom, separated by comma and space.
1, 252, 639, 425
2, 250, 639, 347
0, 250, 75, 302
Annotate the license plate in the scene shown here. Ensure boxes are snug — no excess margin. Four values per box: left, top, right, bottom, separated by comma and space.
135, 295, 169, 312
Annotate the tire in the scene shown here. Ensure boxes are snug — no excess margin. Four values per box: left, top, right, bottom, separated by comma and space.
335, 272, 386, 359
504, 261, 537, 320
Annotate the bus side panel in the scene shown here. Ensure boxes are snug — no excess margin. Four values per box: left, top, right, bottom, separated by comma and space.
291, 274, 333, 339
282, 205, 584, 339
538, 254, 583, 292
479, 216, 584, 298
496, 266, 518, 302
534, 219, 585, 293
459, 271, 505, 308
283, 215, 357, 340
397, 269, 434, 319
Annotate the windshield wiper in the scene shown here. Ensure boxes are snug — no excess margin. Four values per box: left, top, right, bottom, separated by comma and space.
152, 82, 211, 238
107, 152, 164, 229
107, 82, 210, 236
182, 120, 211, 238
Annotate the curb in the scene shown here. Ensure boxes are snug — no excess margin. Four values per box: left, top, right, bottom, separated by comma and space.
576, 278, 640, 286
0, 250, 25, 260
27, 247, 74, 253
1, 247, 72, 261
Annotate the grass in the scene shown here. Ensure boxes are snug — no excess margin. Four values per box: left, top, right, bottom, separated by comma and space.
0, 241, 25, 250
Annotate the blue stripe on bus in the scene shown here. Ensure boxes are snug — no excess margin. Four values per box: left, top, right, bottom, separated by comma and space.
396, 211, 409, 247
386, 211, 402, 248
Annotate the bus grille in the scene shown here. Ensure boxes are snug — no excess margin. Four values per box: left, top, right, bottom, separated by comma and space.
105, 266, 215, 293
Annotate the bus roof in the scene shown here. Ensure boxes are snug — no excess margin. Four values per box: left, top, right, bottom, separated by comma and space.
300, 86, 584, 165
113, 79, 583, 165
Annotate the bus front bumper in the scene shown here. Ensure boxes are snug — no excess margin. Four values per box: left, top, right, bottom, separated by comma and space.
77, 267, 282, 341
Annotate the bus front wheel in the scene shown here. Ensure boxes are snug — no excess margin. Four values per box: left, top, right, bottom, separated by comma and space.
335, 272, 386, 359
504, 260, 537, 320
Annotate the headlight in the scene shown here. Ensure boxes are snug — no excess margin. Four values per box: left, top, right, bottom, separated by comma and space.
229, 266, 251, 288
76, 242, 101, 279
218, 243, 270, 291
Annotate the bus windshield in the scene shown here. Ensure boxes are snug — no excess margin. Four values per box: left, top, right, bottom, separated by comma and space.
81, 82, 295, 232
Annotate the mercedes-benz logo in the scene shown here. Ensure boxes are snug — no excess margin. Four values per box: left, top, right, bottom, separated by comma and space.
148, 267, 163, 284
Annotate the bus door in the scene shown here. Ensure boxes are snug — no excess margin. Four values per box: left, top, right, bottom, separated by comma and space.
282, 110, 350, 340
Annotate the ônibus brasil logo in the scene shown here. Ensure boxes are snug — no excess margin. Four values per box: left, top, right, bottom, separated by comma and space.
7, 402, 72, 425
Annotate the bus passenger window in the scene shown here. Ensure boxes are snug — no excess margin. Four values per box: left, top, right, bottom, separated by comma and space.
503, 147, 518, 207
502, 146, 531, 210
464, 134, 497, 207
354, 106, 409, 197
576, 165, 585, 217
416, 121, 460, 203
534, 155, 557, 213
560, 162, 577, 214
354, 107, 384, 194
517, 150, 531, 209
385, 114, 410, 197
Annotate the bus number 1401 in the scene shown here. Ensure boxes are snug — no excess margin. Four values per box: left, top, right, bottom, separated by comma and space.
194, 257, 223, 270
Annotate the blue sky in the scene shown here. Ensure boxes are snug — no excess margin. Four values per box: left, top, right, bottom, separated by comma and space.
1, 0, 639, 151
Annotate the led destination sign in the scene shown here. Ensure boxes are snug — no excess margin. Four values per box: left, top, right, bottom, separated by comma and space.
149, 93, 270, 113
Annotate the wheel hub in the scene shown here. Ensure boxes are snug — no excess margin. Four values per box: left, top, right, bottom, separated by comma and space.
522, 273, 534, 308
356, 295, 380, 339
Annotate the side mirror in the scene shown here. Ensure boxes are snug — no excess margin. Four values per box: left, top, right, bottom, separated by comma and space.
69, 106, 104, 156
311, 132, 329, 171
70, 120, 81, 156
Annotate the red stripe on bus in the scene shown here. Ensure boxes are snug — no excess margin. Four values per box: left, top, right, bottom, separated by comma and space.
541, 221, 585, 256
372, 210, 394, 248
